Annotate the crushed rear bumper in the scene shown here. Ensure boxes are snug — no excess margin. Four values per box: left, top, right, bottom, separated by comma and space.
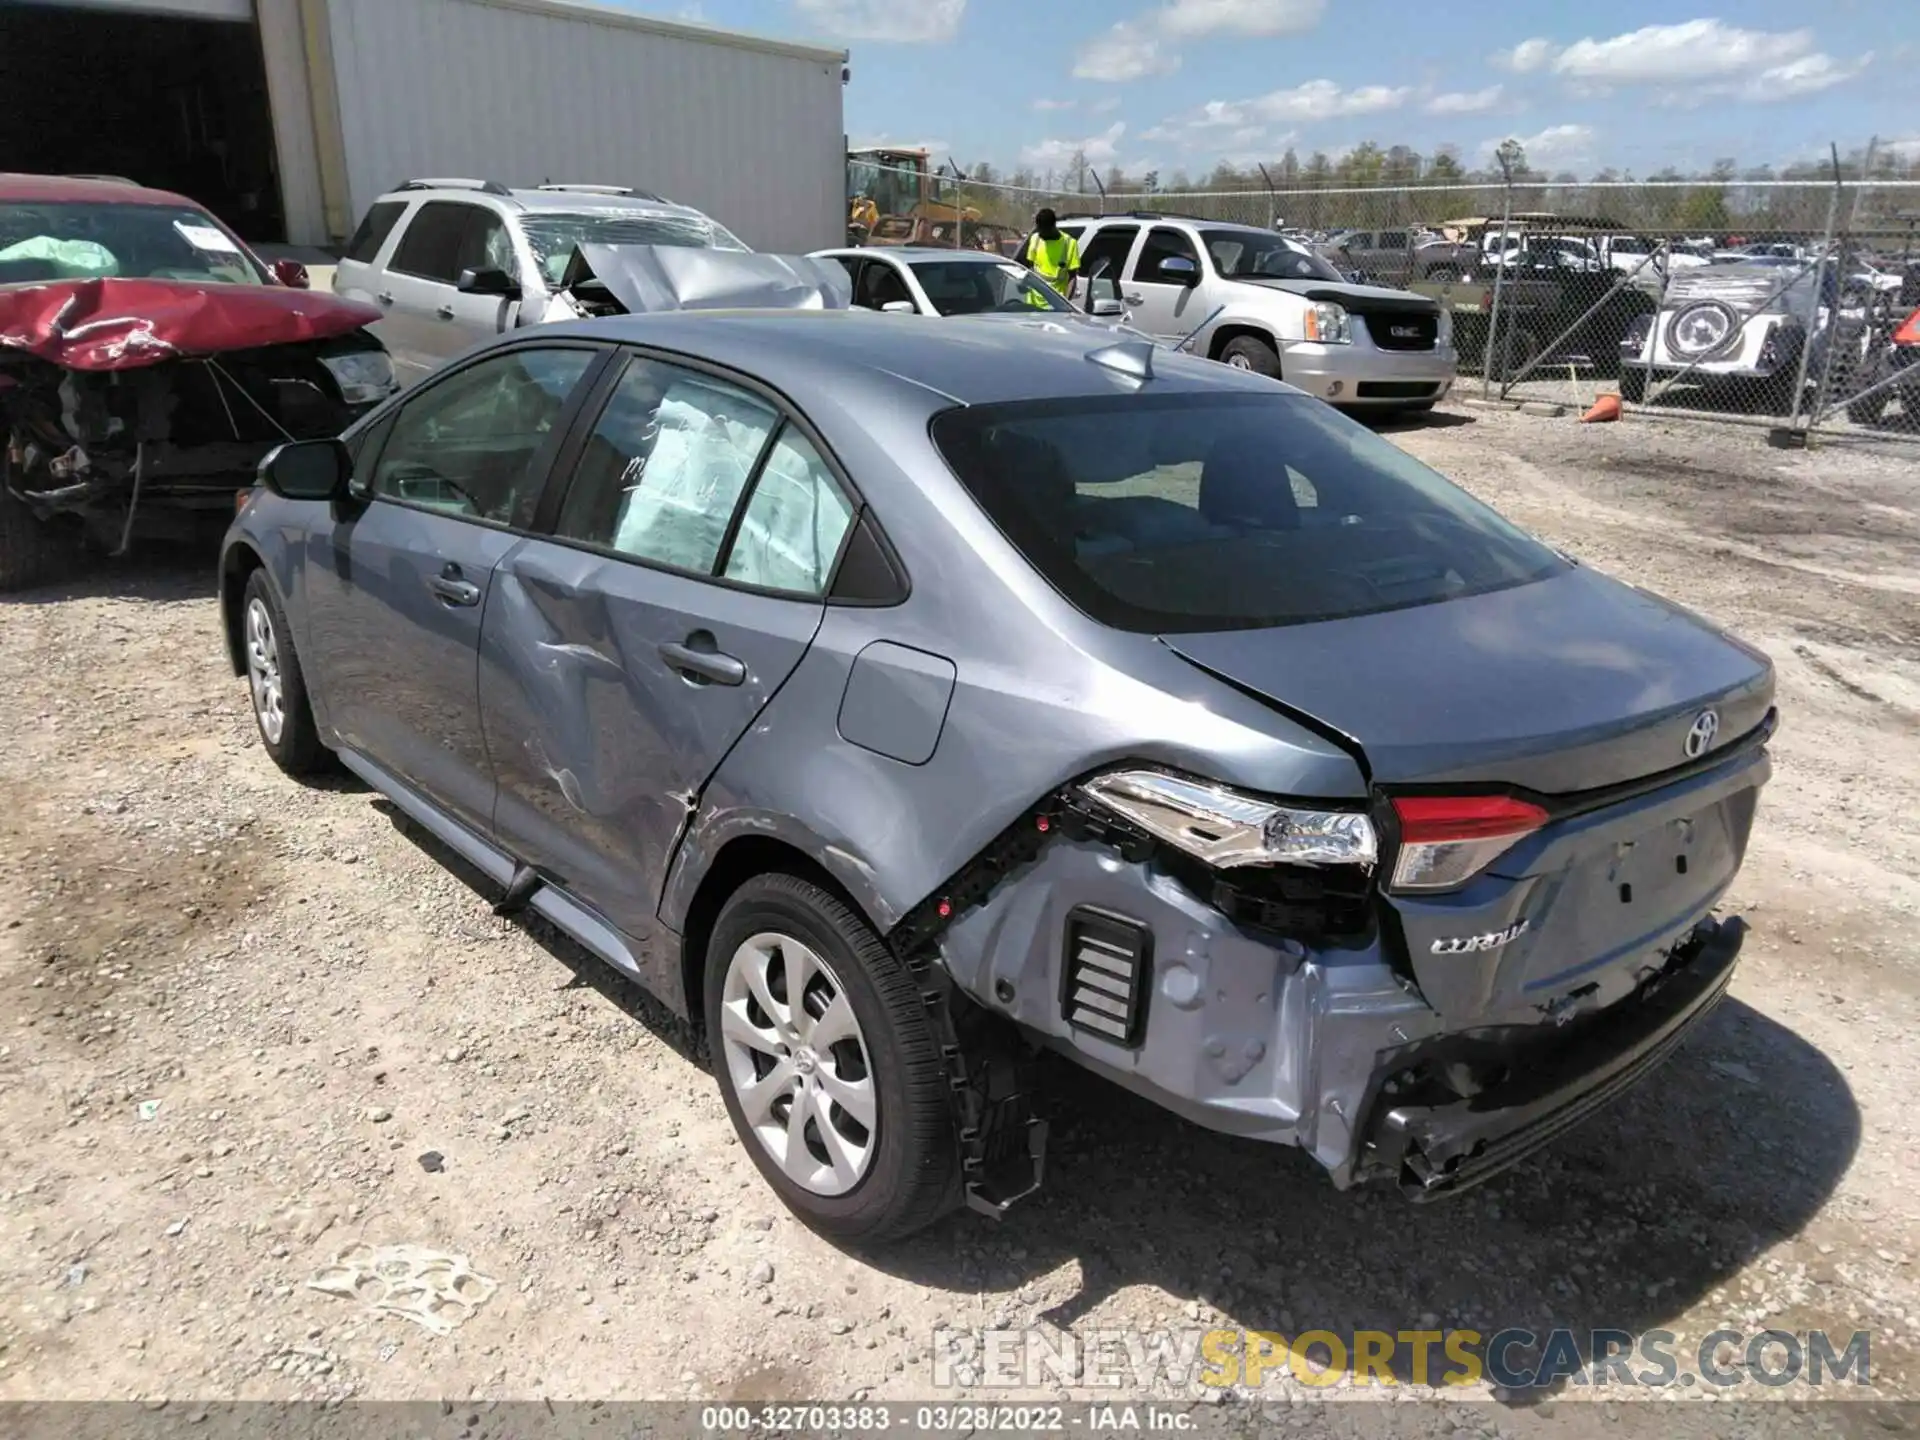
1361, 915, 1745, 1199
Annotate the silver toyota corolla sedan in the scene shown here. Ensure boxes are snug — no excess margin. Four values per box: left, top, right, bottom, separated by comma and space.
221, 308, 1773, 1241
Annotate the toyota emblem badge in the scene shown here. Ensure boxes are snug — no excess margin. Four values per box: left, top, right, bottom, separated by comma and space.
1684, 709, 1721, 759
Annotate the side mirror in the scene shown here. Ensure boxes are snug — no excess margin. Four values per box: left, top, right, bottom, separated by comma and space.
1084, 272, 1125, 317
458, 266, 521, 299
259, 438, 351, 502
1091, 298, 1126, 317
1157, 256, 1199, 286
880, 299, 917, 314
270, 258, 310, 289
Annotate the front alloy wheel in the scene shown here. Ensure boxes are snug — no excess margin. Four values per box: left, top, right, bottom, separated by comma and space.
246, 596, 286, 746
719, 932, 877, 1196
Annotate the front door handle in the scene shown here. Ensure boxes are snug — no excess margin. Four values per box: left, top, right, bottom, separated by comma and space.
659, 639, 746, 687
1125, 293, 1144, 305
436, 305, 456, 320
376, 292, 394, 307
427, 570, 481, 607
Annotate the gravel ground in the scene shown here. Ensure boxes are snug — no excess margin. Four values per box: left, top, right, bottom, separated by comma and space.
1, 403, 1917, 1429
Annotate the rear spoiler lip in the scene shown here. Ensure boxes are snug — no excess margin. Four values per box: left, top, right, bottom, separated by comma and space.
1377, 707, 1777, 823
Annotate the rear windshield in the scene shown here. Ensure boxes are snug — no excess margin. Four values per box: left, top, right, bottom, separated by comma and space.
523, 210, 748, 283
0, 200, 264, 285
930, 393, 1565, 633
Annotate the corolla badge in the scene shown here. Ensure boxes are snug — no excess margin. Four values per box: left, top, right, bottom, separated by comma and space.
1430, 918, 1530, 955
1684, 709, 1721, 759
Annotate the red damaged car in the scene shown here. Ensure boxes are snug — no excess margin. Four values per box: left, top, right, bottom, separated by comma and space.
0, 174, 397, 590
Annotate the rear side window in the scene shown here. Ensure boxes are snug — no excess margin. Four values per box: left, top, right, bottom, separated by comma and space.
722, 429, 855, 596
1079, 225, 1138, 283
346, 201, 406, 264
555, 359, 779, 573
391, 201, 483, 282
930, 394, 1565, 633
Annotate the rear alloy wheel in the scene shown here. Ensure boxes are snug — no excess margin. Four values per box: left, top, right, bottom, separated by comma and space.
706, 874, 959, 1242
1219, 335, 1281, 377
242, 569, 331, 776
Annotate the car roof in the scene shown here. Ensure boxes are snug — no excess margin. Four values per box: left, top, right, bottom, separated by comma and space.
534, 308, 1282, 408
0, 172, 203, 209
861, 248, 1016, 263
378, 184, 712, 222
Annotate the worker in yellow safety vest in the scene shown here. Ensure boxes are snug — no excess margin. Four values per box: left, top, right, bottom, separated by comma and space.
1021, 208, 1080, 305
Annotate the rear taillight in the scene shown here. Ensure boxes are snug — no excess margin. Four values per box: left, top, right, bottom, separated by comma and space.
1894, 308, 1920, 347
1389, 795, 1549, 892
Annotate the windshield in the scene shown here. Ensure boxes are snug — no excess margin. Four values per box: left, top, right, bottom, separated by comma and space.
523, 210, 748, 284
908, 259, 1071, 315
930, 392, 1565, 634
1200, 230, 1344, 283
0, 201, 264, 285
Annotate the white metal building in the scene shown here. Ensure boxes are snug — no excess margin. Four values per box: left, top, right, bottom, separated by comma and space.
2, 0, 850, 254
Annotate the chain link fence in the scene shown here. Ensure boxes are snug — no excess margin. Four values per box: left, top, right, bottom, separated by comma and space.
846, 159, 1920, 444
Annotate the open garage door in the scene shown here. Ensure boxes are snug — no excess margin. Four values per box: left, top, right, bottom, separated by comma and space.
0, 0, 286, 242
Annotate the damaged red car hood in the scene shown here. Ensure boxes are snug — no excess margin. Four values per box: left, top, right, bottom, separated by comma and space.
0, 278, 381, 372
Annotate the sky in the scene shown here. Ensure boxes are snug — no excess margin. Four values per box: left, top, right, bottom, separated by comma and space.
640, 0, 1915, 184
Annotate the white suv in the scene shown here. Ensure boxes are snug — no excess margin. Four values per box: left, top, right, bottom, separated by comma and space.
333, 179, 747, 385
1057, 214, 1457, 413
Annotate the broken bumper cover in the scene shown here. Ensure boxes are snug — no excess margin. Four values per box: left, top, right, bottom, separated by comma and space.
1364, 915, 1744, 1199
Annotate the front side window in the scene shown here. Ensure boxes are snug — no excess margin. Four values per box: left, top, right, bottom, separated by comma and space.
1133, 227, 1201, 282
907, 259, 1070, 315
1203, 230, 1345, 283
930, 393, 1565, 634
369, 348, 596, 526
555, 360, 778, 573
390, 201, 479, 283
522, 210, 748, 284
0, 201, 264, 285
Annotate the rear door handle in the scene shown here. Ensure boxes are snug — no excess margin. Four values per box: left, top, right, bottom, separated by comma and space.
659, 640, 746, 687
427, 573, 481, 607
376, 292, 394, 307
436, 305, 456, 320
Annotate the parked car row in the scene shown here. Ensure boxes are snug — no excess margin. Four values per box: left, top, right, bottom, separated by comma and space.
10, 166, 1774, 1243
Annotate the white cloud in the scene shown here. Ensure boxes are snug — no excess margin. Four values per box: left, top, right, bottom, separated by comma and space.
1033, 98, 1077, 112
1074, 0, 1322, 82
1158, 0, 1324, 38
1490, 20, 1871, 106
1426, 85, 1504, 115
1553, 19, 1807, 83
793, 0, 963, 42
1021, 121, 1128, 171
1074, 21, 1176, 81
1089, 96, 1122, 114
1481, 123, 1597, 171
1494, 37, 1555, 73
1741, 51, 1873, 99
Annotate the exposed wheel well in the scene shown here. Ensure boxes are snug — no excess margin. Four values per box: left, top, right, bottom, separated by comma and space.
1208, 324, 1282, 369
220, 545, 264, 677
678, 835, 882, 1034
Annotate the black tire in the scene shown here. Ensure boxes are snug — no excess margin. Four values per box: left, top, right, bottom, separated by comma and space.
705, 873, 960, 1243
1847, 391, 1889, 427
1618, 367, 1647, 404
241, 568, 332, 776
1427, 266, 1463, 283
0, 462, 75, 594
1218, 335, 1282, 378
